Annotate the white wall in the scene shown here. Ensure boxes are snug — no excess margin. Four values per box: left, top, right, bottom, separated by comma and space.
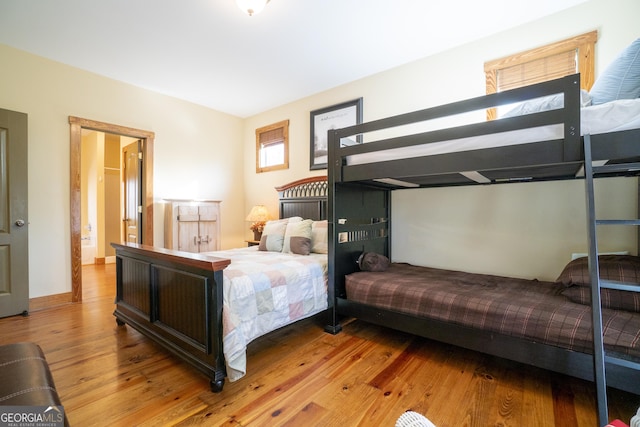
0, 44, 245, 298
0, 0, 638, 299
243, 0, 640, 281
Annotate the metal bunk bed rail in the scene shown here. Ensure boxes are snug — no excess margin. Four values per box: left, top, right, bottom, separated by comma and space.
329, 74, 582, 188
584, 133, 640, 426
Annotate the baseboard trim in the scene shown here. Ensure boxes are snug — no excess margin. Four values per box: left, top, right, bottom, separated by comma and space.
29, 292, 73, 312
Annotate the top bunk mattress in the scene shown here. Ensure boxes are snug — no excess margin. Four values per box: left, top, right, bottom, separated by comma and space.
346, 99, 640, 166
345, 262, 640, 360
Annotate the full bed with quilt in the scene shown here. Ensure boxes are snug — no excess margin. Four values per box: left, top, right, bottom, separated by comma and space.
112, 176, 328, 391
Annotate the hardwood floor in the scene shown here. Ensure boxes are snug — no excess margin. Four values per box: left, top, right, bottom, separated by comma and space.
0, 264, 638, 426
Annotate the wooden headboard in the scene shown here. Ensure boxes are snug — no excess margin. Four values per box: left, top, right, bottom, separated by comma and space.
275, 176, 327, 220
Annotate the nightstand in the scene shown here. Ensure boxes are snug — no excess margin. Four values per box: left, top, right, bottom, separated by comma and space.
245, 240, 260, 247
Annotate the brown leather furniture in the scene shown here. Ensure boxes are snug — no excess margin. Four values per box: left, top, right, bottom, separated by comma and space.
0, 342, 69, 426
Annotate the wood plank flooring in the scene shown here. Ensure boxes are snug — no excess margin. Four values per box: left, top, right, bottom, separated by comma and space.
0, 264, 638, 426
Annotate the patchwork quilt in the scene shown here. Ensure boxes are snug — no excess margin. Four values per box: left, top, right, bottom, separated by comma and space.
206, 247, 328, 381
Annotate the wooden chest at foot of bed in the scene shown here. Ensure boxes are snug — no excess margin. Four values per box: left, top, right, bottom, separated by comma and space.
112, 243, 230, 392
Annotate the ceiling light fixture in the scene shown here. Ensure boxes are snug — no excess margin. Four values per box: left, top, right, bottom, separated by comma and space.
236, 0, 270, 16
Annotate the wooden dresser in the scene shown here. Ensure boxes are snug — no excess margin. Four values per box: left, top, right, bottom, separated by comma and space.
164, 200, 221, 253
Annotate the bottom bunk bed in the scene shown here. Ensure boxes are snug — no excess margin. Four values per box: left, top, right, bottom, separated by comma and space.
333, 258, 640, 395
112, 176, 328, 392
323, 62, 640, 418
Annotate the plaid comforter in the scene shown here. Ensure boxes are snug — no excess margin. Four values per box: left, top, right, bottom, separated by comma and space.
345, 263, 640, 359
207, 247, 327, 382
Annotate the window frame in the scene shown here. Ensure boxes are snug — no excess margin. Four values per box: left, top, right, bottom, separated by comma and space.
255, 119, 289, 173
484, 30, 597, 120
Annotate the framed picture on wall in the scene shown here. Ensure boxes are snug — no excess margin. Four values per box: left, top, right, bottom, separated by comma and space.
310, 98, 363, 170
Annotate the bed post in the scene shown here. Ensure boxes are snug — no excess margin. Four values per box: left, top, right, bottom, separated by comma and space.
325, 128, 342, 334
325, 129, 392, 335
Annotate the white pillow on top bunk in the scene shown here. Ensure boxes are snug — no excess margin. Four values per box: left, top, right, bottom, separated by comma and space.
502, 89, 591, 118
590, 37, 640, 105
503, 38, 640, 117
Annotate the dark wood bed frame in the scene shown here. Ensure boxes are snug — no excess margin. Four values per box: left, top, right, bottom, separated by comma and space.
323, 75, 640, 406
112, 176, 327, 392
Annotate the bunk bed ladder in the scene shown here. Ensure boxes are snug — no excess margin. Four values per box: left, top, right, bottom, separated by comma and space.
583, 133, 640, 426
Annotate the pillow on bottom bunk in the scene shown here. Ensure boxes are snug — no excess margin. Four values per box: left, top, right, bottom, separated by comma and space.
561, 286, 640, 313
557, 255, 640, 313
556, 255, 640, 286
358, 252, 390, 272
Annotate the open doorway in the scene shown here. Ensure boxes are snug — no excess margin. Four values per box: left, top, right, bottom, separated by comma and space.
69, 117, 154, 302
80, 131, 140, 265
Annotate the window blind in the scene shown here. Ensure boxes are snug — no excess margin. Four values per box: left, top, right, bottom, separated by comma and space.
259, 126, 284, 147
255, 119, 289, 173
497, 49, 578, 92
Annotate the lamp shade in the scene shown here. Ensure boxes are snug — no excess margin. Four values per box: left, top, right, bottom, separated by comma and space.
246, 205, 270, 222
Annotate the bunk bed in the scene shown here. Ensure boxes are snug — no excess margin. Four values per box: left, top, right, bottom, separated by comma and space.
112, 176, 328, 392
324, 73, 640, 424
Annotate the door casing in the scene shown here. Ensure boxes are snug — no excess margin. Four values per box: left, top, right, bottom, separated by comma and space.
70, 117, 154, 302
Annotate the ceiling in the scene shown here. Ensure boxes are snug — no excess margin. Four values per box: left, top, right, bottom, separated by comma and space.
0, 0, 588, 118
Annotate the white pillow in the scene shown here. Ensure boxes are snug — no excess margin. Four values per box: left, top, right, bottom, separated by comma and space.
311, 220, 328, 254
590, 38, 640, 105
502, 89, 591, 118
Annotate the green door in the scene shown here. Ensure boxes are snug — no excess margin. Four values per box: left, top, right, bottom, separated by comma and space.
0, 108, 29, 317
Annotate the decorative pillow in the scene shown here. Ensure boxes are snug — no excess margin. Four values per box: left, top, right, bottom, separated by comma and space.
502, 89, 591, 118
258, 217, 301, 252
561, 286, 640, 313
589, 38, 640, 105
311, 220, 328, 254
556, 255, 640, 287
556, 255, 640, 313
357, 252, 390, 272
282, 219, 313, 255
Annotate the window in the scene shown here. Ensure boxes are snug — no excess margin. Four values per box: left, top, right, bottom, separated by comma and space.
255, 120, 289, 173
484, 30, 597, 120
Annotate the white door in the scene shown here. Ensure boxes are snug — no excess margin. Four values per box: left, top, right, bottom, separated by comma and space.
0, 108, 29, 317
